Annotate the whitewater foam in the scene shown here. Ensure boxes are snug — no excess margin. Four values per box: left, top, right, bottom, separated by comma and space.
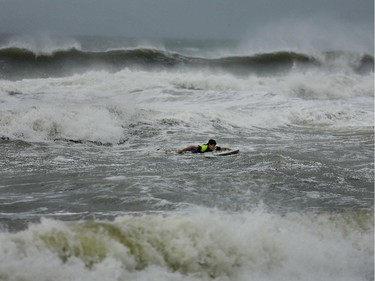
0, 209, 372, 281
0, 67, 372, 144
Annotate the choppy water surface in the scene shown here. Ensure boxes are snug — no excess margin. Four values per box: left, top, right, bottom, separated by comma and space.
0, 36, 373, 281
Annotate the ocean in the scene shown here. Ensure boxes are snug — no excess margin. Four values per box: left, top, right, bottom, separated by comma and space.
0, 34, 374, 281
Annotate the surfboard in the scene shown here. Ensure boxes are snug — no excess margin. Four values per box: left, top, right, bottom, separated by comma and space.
204, 149, 240, 158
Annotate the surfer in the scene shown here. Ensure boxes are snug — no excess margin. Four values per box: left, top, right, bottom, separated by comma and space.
177, 139, 231, 154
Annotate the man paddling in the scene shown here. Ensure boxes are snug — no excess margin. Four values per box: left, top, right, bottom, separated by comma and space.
177, 139, 231, 154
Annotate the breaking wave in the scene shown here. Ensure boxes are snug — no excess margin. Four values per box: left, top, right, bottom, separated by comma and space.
0, 210, 373, 281
0, 64, 373, 144
0, 47, 373, 79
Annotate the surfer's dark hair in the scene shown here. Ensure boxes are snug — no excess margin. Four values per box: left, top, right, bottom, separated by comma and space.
208, 139, 216, 145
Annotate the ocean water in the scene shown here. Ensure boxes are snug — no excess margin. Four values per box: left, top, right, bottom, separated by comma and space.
0, 35, 374, 281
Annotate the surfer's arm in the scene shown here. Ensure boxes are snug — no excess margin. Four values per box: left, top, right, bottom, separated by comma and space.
177, 145, 198, 154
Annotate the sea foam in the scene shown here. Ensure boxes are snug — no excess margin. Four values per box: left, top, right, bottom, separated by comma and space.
0, 209, 372, 281
0, 68, 373, 144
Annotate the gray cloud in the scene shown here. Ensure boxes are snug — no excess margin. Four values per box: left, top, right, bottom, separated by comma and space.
0, 0, 373, 47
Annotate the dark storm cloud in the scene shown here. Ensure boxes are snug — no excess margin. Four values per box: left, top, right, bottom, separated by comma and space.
0, 0, 373, 43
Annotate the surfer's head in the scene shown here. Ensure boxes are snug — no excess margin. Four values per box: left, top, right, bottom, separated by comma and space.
207, 139, 217, 151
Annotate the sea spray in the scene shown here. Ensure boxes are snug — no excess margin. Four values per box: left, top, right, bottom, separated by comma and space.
0, 46, 372, 79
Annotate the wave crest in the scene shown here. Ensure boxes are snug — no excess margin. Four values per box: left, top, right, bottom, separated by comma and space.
1, 47, 372, 79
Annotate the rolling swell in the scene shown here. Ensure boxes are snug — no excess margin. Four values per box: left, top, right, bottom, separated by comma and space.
0, 47, 373, 79
0, 48, 185, 79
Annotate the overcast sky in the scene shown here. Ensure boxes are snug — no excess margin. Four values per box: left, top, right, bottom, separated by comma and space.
0, 0, 373, 50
